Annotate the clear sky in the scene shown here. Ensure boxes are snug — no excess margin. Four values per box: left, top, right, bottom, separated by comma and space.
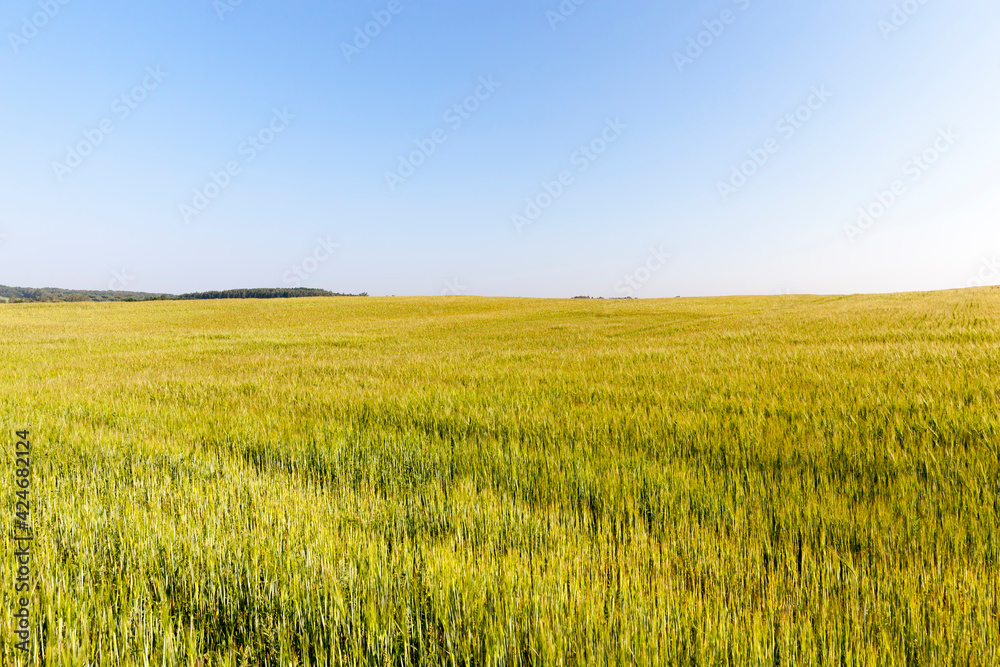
2, 0, 999, 297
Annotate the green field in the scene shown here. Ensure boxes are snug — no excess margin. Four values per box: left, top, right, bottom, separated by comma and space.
1, 292, 998, 665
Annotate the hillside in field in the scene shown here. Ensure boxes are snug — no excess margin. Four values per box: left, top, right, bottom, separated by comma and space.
0, 290, 997, 665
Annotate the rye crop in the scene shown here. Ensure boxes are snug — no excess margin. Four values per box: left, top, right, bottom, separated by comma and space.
0, 291, 997, 665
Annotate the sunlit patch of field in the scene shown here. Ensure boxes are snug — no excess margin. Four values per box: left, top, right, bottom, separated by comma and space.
1, 291, 998, 665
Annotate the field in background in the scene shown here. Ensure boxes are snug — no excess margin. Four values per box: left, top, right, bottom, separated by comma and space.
1, 292, 997, 665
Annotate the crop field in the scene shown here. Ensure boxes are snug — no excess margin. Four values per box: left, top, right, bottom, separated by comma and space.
0, 292, 997, 665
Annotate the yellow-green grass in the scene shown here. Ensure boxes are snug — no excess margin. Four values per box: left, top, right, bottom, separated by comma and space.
0, 291, 997, 665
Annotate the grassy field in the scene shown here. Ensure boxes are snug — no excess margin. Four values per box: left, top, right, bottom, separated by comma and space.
0, 292, 997, 665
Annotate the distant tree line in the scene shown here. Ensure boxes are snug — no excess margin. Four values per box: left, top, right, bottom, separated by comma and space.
176, 288, 367, 300
572, 296, 635, 300
0, 285, 366, 303
0, 286, 171, 303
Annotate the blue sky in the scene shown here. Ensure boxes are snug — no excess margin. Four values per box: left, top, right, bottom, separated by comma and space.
1, 0, 998, 297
